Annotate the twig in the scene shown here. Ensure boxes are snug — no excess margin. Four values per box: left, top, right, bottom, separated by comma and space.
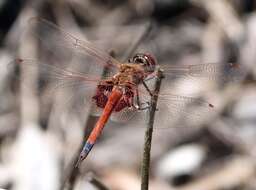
86, 172, 110, 190
140, 68, 164, 190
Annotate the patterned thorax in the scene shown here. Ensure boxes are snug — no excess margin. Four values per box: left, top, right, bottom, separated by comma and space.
114, 63, 146, 86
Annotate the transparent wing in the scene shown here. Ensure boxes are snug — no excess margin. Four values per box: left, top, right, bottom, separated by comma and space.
110, 87, 215, 129
161, 62, 246, 83
153, 93, 215, 129
28, 17, 120, 75
8, 58, 103, 88
7, 58, 113, 113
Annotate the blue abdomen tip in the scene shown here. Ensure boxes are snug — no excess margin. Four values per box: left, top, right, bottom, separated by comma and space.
82, 142, 94, 153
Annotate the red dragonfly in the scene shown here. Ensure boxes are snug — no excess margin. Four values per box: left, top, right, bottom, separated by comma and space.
10, 18, 245, 167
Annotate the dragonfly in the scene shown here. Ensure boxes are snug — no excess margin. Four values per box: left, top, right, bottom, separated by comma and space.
9, 18, 245, 167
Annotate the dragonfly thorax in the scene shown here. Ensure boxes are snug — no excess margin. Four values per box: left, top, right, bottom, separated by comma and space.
115, 64, 146, 86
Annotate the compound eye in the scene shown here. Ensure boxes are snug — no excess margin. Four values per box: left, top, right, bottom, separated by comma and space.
134, 57, 146, 64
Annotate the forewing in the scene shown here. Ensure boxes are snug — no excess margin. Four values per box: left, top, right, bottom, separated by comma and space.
161, 62, 247, 83
28, 17, 120, 76
7, 58, 105, 113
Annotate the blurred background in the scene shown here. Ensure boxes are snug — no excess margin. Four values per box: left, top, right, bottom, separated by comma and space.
0, 0, 256, 190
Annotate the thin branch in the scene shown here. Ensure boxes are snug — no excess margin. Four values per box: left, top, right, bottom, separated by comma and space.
141, 68, 164, 190
86, 172, 110, 190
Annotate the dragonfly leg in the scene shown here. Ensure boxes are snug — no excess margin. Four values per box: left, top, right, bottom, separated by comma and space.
135, 87, 141, 108
132, 88, 151, 110
144, 75, 156, 82
141, 79, 160, 111
132, 101, 150, 110
142, 81, 154, 97
139, 102, 151, 110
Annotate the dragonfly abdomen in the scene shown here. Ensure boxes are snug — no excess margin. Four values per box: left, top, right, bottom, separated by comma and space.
76, 87, 123, 167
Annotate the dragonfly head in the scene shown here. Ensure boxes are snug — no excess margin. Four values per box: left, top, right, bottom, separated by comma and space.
129, 53, 156, 73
